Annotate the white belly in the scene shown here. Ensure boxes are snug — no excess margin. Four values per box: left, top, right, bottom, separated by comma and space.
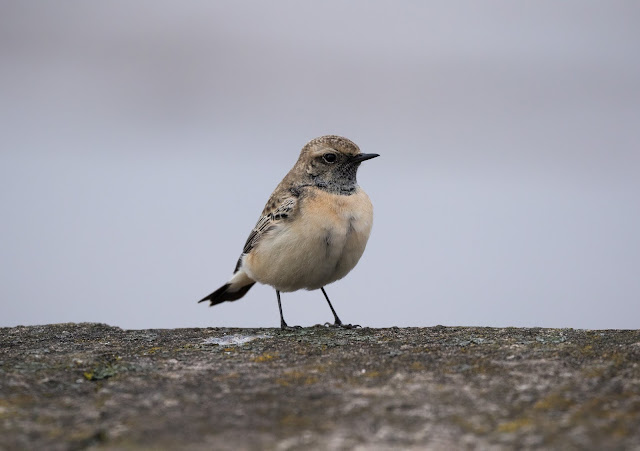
244, 188, 373, 292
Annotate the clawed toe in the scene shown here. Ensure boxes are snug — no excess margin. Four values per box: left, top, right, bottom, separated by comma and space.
324, 322, 361, 329
280, 324, 303, 331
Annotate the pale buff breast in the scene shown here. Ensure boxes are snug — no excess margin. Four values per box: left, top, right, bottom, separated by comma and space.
244, 188, 373, 292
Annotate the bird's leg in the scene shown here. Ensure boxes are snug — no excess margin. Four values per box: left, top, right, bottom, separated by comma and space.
277, 290, 288, 329
277, 290, 301, 330
320, 287, 343, 326
320, 287, 360, 328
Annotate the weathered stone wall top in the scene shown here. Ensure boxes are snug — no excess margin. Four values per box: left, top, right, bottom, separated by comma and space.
1, 323, 639, 449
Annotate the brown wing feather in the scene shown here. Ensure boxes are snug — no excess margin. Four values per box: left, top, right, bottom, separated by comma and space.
233, 196, 298, 273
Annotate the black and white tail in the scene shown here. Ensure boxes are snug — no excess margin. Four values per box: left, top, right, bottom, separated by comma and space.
198, 270, 256, 306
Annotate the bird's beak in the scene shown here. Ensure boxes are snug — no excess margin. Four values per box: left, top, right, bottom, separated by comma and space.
350, 153, 380, 163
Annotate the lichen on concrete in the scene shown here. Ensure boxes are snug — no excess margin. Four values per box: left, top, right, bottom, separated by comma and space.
1, 323, 639, 449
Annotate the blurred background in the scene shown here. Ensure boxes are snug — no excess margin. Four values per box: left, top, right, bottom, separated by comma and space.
1, 1, 639, 330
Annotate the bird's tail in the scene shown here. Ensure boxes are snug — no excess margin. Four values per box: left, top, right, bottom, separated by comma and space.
198, 271, 256, 306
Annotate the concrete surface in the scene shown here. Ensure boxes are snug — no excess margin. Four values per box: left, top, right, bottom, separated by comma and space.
1, 324, 639, 450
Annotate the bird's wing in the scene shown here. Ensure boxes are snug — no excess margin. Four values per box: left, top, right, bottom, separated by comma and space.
233, 194, 298, 273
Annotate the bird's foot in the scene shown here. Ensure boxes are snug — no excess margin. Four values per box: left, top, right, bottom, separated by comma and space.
280, 321, 303, 331
323, 322, 361, 329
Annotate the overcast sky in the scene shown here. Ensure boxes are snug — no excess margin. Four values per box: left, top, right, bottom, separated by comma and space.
1, 1, 639, 330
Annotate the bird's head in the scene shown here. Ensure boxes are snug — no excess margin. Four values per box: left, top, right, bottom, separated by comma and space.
297, 135, 379, 194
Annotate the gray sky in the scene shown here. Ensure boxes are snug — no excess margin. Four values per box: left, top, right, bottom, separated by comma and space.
1, 1, 639, 329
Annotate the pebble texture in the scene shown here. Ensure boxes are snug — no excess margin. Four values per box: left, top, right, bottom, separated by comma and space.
1, 323, 639, 450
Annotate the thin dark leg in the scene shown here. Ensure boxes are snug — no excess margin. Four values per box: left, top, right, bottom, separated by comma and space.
321, 287, 343, 326
277, 290, 288, 329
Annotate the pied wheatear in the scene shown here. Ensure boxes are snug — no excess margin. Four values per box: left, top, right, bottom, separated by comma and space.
198, 135, 378, 329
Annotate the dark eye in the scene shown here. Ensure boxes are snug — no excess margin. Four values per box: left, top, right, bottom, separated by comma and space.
323, 153, 337, 163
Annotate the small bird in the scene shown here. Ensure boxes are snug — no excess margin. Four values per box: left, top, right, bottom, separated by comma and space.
198, 135, 378, 329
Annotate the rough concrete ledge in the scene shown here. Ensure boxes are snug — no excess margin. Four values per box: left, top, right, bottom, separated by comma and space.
1, 323, 639, 450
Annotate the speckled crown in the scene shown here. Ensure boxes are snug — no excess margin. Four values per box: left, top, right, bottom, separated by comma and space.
301, 135, 360, 156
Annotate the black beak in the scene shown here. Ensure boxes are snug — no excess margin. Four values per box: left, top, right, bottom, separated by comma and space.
350, 153, 380, 163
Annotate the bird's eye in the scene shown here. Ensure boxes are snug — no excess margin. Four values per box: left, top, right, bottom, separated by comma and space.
323, 153, 337, 163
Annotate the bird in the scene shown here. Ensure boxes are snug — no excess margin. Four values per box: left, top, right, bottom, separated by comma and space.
198, 135, 378, 329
